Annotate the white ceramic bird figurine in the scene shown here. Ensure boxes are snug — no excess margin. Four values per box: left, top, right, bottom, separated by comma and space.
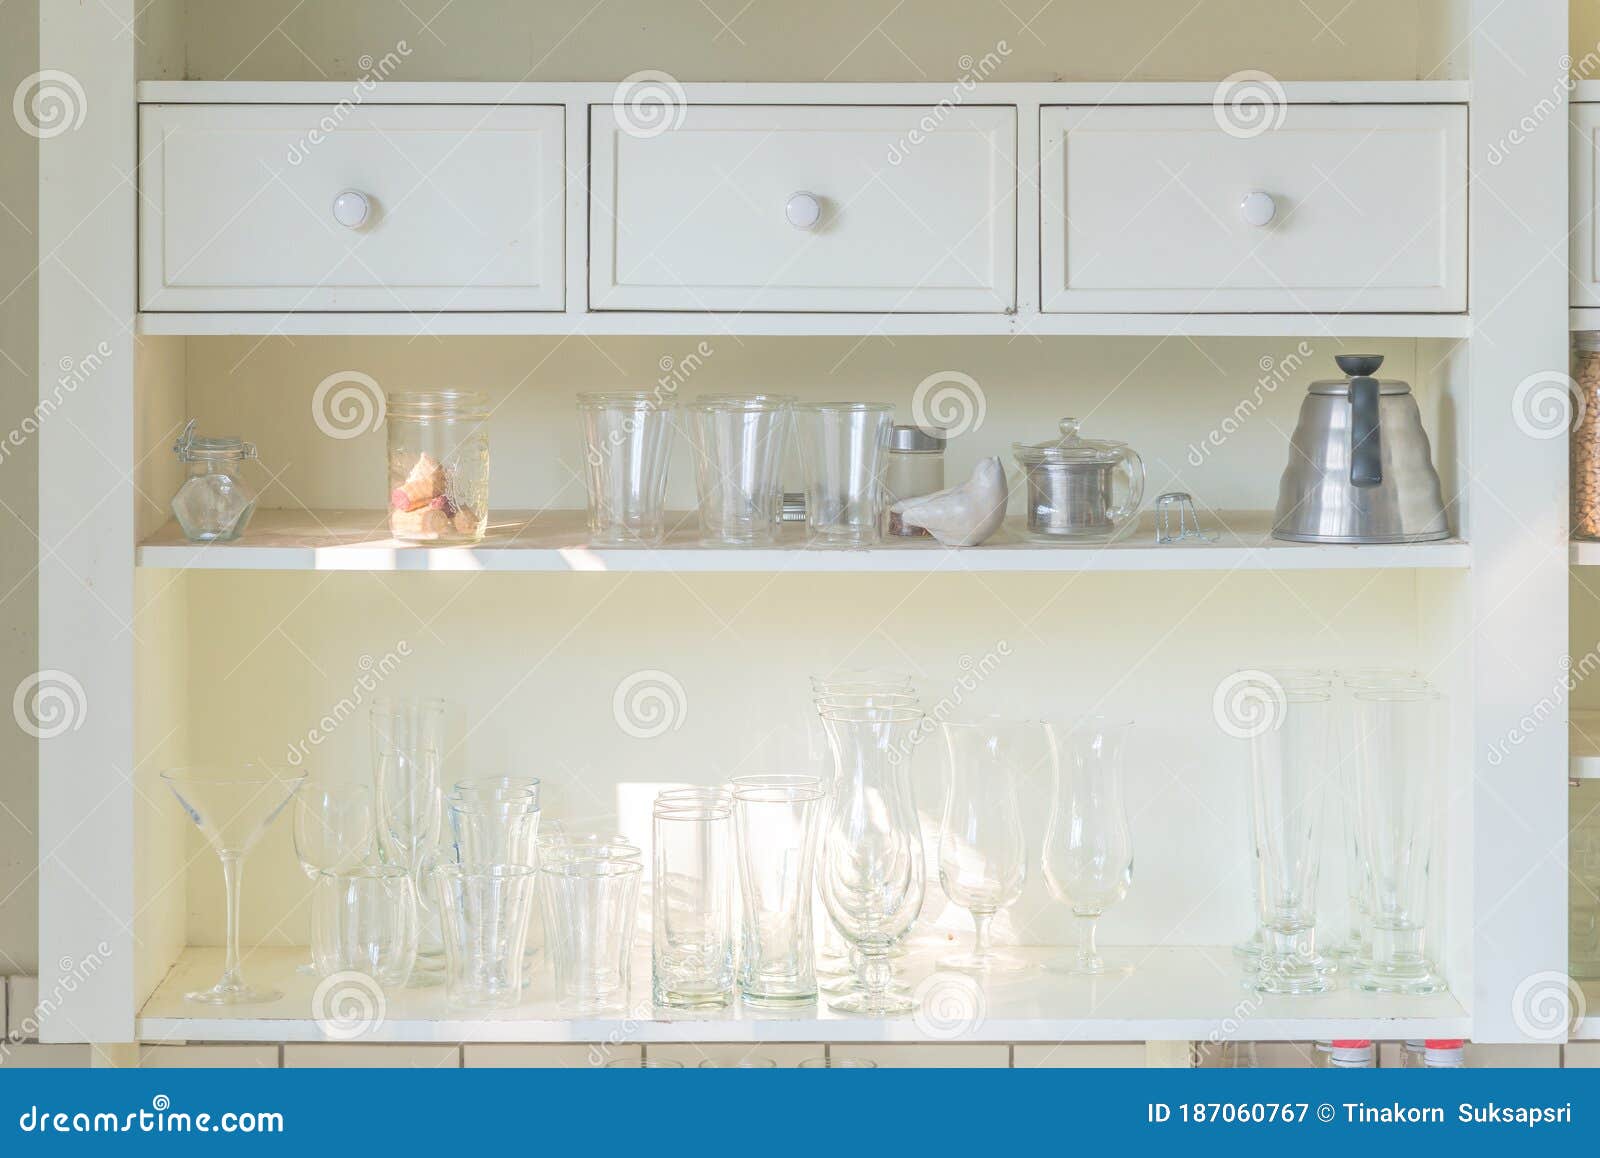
892, 456, 1009, 547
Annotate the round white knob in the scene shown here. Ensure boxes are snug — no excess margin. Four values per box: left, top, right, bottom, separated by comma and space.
1239, 190, 1277, 228
785, 191, 822, 230
332, 190, 371, 229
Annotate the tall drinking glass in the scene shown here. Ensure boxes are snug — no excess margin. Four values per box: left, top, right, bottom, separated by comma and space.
938, 721, 1029, 972
292, 782, 376, 973
311, 864, 417, 987
1041, 718, 1135, 976
794, 402, 894, 546
371, 697, 447, 972
733, 779, 825, 1007
652, 798, 736, 1008
1246, 684, 1335, 994
541, 858, 642, 1012
818, 705, 926, 1014
435, 863, 538, 1009
578, 391, 675, 546
1350, 688, 1446, 994
687, 395, 794, 546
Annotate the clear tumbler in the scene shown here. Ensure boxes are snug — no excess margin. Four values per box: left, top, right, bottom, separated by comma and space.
686, 395, 794, 546
733, 779, 825, 1007
434, 863, 537, 1009
447, 792, 541, 869
311, 865, 418, 988
541, 859, 642, 1012
794, 402, 895, 546
578, 391, 675, 546
652, 798, 736, 1008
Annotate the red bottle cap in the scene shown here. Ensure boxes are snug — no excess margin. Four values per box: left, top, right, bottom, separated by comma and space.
1331, 1039, 1372, 1048
1424, 1039, 1465, 1049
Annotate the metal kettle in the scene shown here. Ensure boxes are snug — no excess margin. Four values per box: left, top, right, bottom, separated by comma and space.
1271, 355, 1449, 544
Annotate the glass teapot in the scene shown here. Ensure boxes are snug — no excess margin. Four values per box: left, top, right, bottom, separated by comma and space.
171, 419, 259, 542
1012, 418, 1145, 541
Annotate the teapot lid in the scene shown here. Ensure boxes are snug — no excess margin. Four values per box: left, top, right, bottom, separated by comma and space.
1309, 352, 1411, 396
1012, 418, 1128, 466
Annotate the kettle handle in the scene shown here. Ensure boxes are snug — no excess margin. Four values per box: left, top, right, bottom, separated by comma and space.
1106, 446, 1146, 529
1349, 376, 1383, 488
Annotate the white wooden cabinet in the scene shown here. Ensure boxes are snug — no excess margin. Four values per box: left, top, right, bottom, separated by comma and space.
589, 104, 1016, 312
1041, 104, 1467, 314
139, 104, 566, 312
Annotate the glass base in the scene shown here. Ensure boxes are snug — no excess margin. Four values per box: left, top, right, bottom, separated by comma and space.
1250, 958, 1336, 995
1042, 954, 1134, 978
740, 989, 818, 1010
939, 950, 1027, 973
185, 981, 282, 1006
1352, 965, 1446, 995
827, 989, 916, 1015
654, 989, 734, 1010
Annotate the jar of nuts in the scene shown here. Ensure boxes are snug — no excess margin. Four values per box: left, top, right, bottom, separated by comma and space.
1576, 334, 1600, 540
386, 391, 490, 544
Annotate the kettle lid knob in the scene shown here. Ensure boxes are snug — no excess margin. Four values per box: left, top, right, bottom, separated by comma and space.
1334, 354, 1384, 378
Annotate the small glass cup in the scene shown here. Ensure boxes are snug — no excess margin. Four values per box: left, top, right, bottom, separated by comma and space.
386, 391, 489, 544
447, 793, 541, 869
541, 858, 642, 1012
603, 1058, 684, 1068
686, 394, 795, 546
311, 865, 418, 987
578, 391, 675, 546
794, 402, 895, 546
434, 864, 537, 1009
453, 775, 542, 811
653, 798, 736, 1008
798, 1056, 878, 1068
698, 1057, 779, 1068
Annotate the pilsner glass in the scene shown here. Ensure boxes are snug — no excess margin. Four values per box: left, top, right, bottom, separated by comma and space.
542, 859, 642, 1012
937, 720, 1029, 971
311, 865, 417, 987
578, 391, 675, 546
652, 798, 737, 1008
434, 863, 538, 1009
1349, 688, 1447, 994
794, 402, 895, 546
733, 779, 826, 1007
1247, 685, 1335, 994
686, 394, 794, 546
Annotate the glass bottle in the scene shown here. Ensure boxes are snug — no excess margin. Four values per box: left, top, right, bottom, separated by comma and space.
1328, 1040, 1375, 1068
170, 420, 258, 542
1423, 1039, 1465, 1067
386, 391, 490, 544
883, 424, 946, 537
1573, 332, 1600, 539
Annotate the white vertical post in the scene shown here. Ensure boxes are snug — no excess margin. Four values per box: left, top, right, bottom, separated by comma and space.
1467, 0, 1570, 1041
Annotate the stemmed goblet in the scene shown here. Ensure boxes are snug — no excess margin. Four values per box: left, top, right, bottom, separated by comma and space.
937, 720, 1028, 971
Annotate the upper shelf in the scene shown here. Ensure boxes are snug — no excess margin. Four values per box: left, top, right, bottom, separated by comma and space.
137, 509, 1470, 574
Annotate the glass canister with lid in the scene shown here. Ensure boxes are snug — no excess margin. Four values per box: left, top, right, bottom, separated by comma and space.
882, 424, 947, 538
1574, 333, 1600, 540
170, 420, 259, 542
386, 390, 490, 544
1012, 417, 1145, 541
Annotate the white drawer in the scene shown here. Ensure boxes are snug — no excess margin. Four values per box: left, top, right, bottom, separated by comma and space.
139, 104, 565, 312
1574, 103, 1600, 307
589, 104, 1015, 312
1041, 104, 1466, 313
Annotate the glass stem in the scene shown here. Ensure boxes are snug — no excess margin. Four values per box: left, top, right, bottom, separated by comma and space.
1075, 912, 1101, 972
219, 853, 245, 991
971, 909, 995, 960
856, 950, 891, 1011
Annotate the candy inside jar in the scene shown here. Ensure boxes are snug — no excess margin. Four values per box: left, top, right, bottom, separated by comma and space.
386, 391, 490, 544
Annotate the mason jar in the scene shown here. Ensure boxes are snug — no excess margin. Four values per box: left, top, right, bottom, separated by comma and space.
386, 391, 490, 544
1574, 333, 1600, 540
170, 420, 258, 542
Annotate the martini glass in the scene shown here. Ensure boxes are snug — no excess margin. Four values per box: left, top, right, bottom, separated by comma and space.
162, 765, 306, 1004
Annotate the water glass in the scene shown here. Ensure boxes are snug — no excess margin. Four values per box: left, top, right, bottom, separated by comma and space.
578, 391, 675, 546
686, 395, 794, 546
653, 798, 737, 1008
541, 859, 643, 1012
798, 1056, 878, 1068
311, 865, 418, 987
733, 779, 825, 1007
453, 775, 542, 811
448, 793, 541, 869
794, 402, 894, 546
435, 863, 538, 1009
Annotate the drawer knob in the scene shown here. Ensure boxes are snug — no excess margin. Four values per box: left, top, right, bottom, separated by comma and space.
332, 190, 372, 229
785, 191, 823, 230
1239, 190, 1277, 228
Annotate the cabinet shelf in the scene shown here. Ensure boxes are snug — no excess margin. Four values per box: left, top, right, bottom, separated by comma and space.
137, 945, 1469, 1045
137, 510, 1470, 575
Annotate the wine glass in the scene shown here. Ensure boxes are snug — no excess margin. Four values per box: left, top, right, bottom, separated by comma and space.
292, 782, 376, 974
161, 765, 306, 1004
937, 720, 1029, 971
1041, 717, 1135, 977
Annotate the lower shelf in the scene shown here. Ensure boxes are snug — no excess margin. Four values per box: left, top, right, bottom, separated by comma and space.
138, 945, 1469, 1044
